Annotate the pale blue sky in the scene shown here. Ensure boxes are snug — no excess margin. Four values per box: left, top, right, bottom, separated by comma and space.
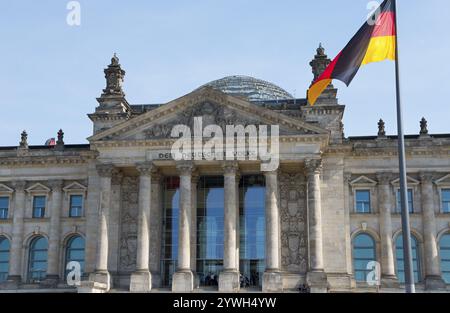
0, 0, 449, 146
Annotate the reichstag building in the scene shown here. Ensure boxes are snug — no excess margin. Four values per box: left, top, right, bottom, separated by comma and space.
0, 46, 449, 293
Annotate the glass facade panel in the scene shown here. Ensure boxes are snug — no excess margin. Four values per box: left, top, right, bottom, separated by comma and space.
69, 195, 83, 218
355, 190, 371, 213
352, 234, 376, 282
65, 236, 85, 280
28, 237, 48, 282
396, 189, 414, 213
197, 177, 224, 286
0, 197, 9, 220
442, 189, 450, 213
395, 235, 421, 283
32, 196, 46, 218
440, 234, 450, 284
0, 237, 9, 282
161, 177, 180, 287
239, 175, 265, 288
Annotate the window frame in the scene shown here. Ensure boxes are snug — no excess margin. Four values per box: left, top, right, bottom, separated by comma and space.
352, 233, 377, 283
64, 235, 85, 280
395, 234, 422, 284
69, 194, 84, 218
395, 188, 415, 214
440, 188, 450, 214
0, 236, 10, 283
0, 196, 10, 220
439, 233, 450, 284
32, 195, 47, 219
354, 189, 372, 214
27, 236, 48, 283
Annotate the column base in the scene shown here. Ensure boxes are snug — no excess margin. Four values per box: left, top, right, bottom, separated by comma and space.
219, 270, 240, 292
0, 276, 21, 290
77, 271, 111, 293
172, 270, 194, 293
306, 271, 328, 293
41, 275, 60, 288
424, 275, 447, 291
381, 275, 399, 288
130, 270, 152, 293
262, 271, 283, 293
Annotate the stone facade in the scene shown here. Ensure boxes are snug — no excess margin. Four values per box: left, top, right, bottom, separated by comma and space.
0, 48, 449, 293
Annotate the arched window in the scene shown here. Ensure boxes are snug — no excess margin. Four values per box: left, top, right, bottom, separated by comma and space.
0, 237, 10, 282
65, 235, 85, 280
395, 234, 421, 283
28, 236, 48, 283
353, 233, 376, 282
440, 234, 450, 284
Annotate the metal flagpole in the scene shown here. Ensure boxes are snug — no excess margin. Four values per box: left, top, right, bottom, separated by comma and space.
393, 0, 415, 294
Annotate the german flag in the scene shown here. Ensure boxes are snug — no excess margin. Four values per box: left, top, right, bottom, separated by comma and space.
308, 0, 396, 105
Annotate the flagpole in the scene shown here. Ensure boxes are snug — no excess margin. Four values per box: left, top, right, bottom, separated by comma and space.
393, 0, 415, 294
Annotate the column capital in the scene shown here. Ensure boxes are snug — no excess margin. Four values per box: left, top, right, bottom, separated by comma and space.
176, 161, 195, 176
222, 162, 239, 175
151, 169, 163, 184
96, 163, 115, 178
136, 162, 154, 176
12, 181, 27, 191
48, 180, 64, 190
305, 159, 322, 176
377, 172, 393, 185
419, 172, 435, 184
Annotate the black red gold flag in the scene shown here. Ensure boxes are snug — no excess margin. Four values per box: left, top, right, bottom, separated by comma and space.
308, 0, 396, 105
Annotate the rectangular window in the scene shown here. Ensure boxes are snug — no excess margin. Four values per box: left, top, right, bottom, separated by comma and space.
69, 195, 83, 217
32, 196, 46, 218
442, 189, 450, 214
0, 197, 8, 220
355, 190, 371, 214
396, 189, 414, 213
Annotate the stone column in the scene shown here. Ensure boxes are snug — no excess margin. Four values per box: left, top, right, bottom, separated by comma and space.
130, 163, 153, 292
420, 172, 446, 290
149, 170, 163, 288
377, 172, 398, 287
8, 181, 27, 285
305, 159, 327, 292
190, 172, 199, 288
262, 170, 283, 292
89, 164, 114, 292
46, 180, 64, 286
172, 162, 194, 292
219, 162, 240, 292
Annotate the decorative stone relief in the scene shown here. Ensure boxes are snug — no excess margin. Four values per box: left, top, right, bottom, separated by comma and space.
118, 176, 139, 272
279, 172, 308, 273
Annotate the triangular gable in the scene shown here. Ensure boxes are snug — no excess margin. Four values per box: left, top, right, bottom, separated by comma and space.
63, 182, 87, 193
26, 183, 51, 193
0, 183, 14, 194
435, 174, 450, 186
350, 176, 378, 187
391, 176, 420, 186
88, 87, 329, 142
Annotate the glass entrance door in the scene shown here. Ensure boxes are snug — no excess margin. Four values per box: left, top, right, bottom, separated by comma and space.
196, 176, 224, 286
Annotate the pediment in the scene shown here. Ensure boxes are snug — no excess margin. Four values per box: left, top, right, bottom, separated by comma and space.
391, 176, 420, 186
0, 183, 14, 194
63, 182, 87, 193
26, 183, 51, 193
435, 174, 450, 186
350, 176, 377, 187
88, 87, 329, 142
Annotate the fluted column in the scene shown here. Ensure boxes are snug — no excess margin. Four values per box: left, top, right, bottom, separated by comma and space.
190, 172, 199, 288
90, 164, 114, 291
8, 181, 27, 284
420, 172, 446, 290
377, 172, 398, 287
219, 162, 240, 292
130, 163, 153, 292
149, 171, 163, 288
305, 159, 327, 292
172, 162, 194, 292
46, 180, 64, 284
262, 169, 283, 292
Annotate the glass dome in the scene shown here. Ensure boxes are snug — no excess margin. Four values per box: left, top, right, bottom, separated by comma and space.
201, 75, 293, 102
